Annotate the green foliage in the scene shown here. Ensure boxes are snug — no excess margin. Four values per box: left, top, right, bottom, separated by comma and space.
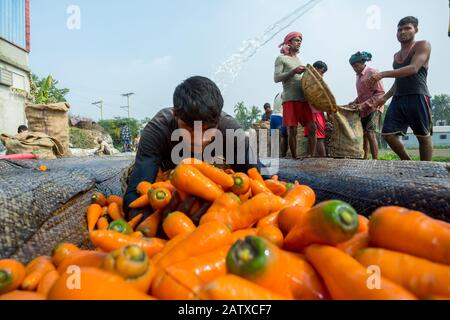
378, 150, 450, 163
98, 118, 141, 149
69, 128, 98, 149
32, 74, 69, 104
233, 102, 262, 130
431, 94, 450, 125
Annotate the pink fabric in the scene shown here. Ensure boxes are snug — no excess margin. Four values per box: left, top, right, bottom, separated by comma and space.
356, 66, 386, 118
279, 32, 303, 55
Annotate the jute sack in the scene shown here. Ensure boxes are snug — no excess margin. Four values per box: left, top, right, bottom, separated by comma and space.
328, 105, 364, 159
25, 102, 71, 156
301, 64, 338, 113
0, 131, 64, 160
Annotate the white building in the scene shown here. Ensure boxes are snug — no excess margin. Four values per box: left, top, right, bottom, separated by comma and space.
0, 0, 31, 135
402, 126, 450, 148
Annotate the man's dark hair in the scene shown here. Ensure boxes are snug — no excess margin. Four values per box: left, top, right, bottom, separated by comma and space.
313, 61, 328, 73
264, 103, 271, 110
173, 76, 224, 127
398, 16, 419, 28
18, 125, 28, 133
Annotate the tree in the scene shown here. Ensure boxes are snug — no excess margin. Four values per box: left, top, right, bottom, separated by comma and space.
233, 102, 262, 130
31, 74, 69, 104
431, 94, 450, 125
98, 118, 141, 149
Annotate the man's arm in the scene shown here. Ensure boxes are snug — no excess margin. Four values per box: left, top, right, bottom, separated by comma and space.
274, 57, 298, 83
367, 41, 431, 85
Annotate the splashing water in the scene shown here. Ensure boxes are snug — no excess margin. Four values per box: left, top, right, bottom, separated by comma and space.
213, 0, 322, 92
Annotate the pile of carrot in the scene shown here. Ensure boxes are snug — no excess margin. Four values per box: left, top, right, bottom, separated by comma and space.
1, 159, 449, 300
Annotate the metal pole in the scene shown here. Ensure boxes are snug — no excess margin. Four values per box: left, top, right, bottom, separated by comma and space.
92, 100, 104, 120
121, 93, 135, 119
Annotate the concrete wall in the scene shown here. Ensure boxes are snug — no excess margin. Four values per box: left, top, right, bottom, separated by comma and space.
0, 38, 30, 136
401, 130, 450, 148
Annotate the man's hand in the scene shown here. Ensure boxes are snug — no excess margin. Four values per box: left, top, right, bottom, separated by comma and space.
366, 72, 383, 87
293, 66, 306, 75
373, 96, 388, 108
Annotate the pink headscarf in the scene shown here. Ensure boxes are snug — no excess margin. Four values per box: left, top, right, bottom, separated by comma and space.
279, 32, 303, 55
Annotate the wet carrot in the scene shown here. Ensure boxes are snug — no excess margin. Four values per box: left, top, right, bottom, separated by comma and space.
238, 188, 252, 203
128, 213, 144, 230
284, 201, 359, 252
0, 290, 46, 300
355, 248, 450, 299
181, 158, 234, 188
163, 211, 196, 239
231, 173, 251, 195
131, 231, 144, 239
369, 207, 450, 265
256, 212, 279, 229
106, 195, 124, 208
152, 234, 189, 266
57, 250, 107, 275
358, 215, 369, 233
36, 270, 59, 297
283, 185, 316, 208
199, 193, 241, 229
103, 245, 156, 293
91, 192, 107, 207
90, 230, 166, 258
257, 225, 284, 248
156, 222, 231, 269
250, 179, 273, 195
48, 268, 154, 300
199, 274, 288, 300
305, 245, 417, 300
264, 179, 287, 196
0, 260, 26, 295
247, 168, 264, 183
51, 243, 80, 267
87, 204, 103, 232
230, 229, 258, 244
278, 205, 309, 236
96, 217, 109, 230
137, 181, 153, 196
129, 195, 150, 209
149, 187, 172, 210
171, 164, 223, 202
107, 202, 124, 221
137, 211, 161, 238
22, 257, 56, 291
151, 181, 176, 193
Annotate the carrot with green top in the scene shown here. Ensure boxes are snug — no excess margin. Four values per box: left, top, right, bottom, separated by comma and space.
0, 260, 26, 295
231, 173, 251, 195
149, 187, 172, 210
163, 211, 196, 239
171, 164, 223, 202
369, 207, 450, 265
181, 158, 234, 188
91, 192, 107, 207
305, 245, 417, 300
355, 248, 450, 299
284, 200, 359, 252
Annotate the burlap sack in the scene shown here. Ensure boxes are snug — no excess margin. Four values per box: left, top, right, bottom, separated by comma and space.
25, 102, 71, 156
301, 65, 338, 113
328, 105, 364, 159
0, 132, 64, 160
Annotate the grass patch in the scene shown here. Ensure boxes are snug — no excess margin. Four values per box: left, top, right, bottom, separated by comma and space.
378, 150, 450, 162
70, 128, 97, 149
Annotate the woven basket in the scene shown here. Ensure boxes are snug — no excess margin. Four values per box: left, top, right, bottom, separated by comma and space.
301, 65, 338, 113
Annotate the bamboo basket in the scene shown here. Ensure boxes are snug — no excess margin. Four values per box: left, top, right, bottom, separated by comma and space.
301, 64, 338, 113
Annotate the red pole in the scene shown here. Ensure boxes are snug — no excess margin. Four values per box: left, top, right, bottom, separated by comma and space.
25, 0, 30, 52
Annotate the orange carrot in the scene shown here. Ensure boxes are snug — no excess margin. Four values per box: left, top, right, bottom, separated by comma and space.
137, 181, 153, 196
149, 187, 172, 210
283, 185, 316, 208
199, 274, 288, 300
238, 188, 252, 203
96, 217, 109, 230
305, 245, 417, 300
103, 245, 156, 293
128, 213, 144, 230
199, 193, 241, 229
90, 230, 166, 258
358, 215, 369, 233
278, 205, 309, 236
22, 258, 55, 292
163, 211, 196, 239
171, 164, 223, 202
355, 248, 450, 299
129, 195, 150, 209
151, 233, 189, 266
264, 179, 287, 196
181, 158, 234, 188
91, 192, 107, 207
0, 290, 46, 300
247, 168, 264, 183
256, 212, 279, 229
87, 204, 103, 232
36, 270, 59, 297
106, 195, 124, 208
51, 243, 80, 267
107, 202, 124, 221
152, 181, 176, 193
250, 179, 273, 195
336, 231, 369, 257
369, 207, 450, 265
257, 225, 284, 248
231, 173, 251, 195
156, 222, 231, 269
131, 231, 144, 239
230, 229, 258, 244
48, 267, 154, 300
137, 211, 161, 238
0, 260, 26, 295
57, 250, 107, 275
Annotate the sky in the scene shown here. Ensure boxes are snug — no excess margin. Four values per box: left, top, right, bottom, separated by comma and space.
29, 0, 450, 122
